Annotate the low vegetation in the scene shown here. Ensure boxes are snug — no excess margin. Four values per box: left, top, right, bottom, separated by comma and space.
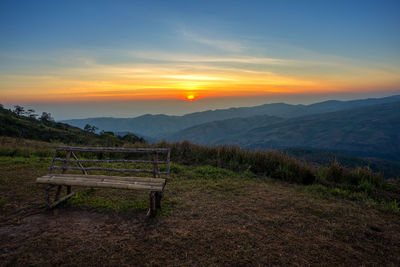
284, 147, 400, 179
157, 141, 400, 211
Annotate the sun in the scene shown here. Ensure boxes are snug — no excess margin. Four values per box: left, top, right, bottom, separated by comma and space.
186, 94, 195, 101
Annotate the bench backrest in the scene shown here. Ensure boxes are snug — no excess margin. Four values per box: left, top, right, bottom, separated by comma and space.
49, 146, 171, 180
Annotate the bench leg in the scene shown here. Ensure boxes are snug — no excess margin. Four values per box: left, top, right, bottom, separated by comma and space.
148, 191, 158, 216
147, 192, 162, 216
55, 185, 62, 201
155, 192, 162, 210
45, 185, 54, 208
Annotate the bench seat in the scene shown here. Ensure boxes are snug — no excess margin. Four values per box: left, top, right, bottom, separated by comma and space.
36, 174, 165, 192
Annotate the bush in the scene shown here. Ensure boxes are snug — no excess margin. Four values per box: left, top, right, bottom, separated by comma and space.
158, 141, 316, 185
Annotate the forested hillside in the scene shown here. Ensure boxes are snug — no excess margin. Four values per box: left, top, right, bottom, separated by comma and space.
0, 105, 145, 146
170, 101, 400, 161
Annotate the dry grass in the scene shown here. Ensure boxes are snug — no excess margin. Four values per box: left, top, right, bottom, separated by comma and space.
0, 155, 400, 266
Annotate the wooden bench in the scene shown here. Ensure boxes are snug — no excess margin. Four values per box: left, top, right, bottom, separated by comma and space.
36, 146, 170, 215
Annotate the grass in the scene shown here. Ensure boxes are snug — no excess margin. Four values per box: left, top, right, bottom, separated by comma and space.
66, 189, 148, 212
1, 138, 400, 265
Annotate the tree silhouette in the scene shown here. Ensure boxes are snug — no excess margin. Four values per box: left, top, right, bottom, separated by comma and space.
39, 112, 54, 122
13, 105, 25, 115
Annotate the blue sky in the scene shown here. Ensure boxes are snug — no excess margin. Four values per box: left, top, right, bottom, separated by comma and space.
0, 0, 399, 119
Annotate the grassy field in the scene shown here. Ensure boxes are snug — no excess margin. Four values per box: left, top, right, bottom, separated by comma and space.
1, 150, 400, 266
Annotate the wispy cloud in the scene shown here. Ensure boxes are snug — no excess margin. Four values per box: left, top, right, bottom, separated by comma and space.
182, 30, 245, 53
129, 50, 294, 65
2, 36, 400, 104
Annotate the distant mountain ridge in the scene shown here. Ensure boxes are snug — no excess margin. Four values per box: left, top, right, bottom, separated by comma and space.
170, 101, 400, 161
63, 95, 400, 138
166, 115, 283, 144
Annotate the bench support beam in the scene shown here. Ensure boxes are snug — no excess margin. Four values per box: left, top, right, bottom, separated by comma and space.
45, 185, 75, 209
49, 192, 75, 209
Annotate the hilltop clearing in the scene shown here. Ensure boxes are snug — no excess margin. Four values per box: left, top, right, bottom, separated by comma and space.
0, 140, 399, 265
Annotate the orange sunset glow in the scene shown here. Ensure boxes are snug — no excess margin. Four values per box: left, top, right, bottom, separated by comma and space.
0, 0, 399, 120
2, 63, 399, 104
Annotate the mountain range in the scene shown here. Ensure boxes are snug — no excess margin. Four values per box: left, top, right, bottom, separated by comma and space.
170, 101, 400, 160
63, 95, 400, 138
63, 95, 400, 161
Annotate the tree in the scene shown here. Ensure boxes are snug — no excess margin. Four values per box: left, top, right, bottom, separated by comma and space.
122, 133, 145, 143
0, 104, 3, 109
84, 124, 98, 133
13, 105, 25, 115
100, 131, 121, 146
84, 124, 91, 132
39, 112, 54, 122
26, 109, 38, 119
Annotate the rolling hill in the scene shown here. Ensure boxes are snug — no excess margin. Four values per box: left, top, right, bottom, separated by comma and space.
63, 95, 400, 138
167, 115, 283, 144
170, 101, 400, 161
0, 106, 144, 146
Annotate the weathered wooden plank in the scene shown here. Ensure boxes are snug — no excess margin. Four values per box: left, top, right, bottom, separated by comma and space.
40, 173, 165, 183
37, 178, 165, 189
56, 146, 169, 153
53, 158, 168, 164
37, 178, 164, 191
37, 178, 164, 190
51, 166, 168, 174
36, 174, 165, 186
37, 176, 165, 186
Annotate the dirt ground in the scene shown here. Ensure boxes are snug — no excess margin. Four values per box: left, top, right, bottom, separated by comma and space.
1, 157, 400, 266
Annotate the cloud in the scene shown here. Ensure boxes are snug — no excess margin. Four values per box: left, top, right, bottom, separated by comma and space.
182, 30, 245, 53
129, 50, 294, 65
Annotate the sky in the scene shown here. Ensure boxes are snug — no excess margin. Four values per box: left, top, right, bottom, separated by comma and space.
0, 0, 399, 120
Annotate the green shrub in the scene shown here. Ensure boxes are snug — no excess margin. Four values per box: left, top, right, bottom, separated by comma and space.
193, 166, 234, 179
358, 180, 375, 195
163, 141, 316, 185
